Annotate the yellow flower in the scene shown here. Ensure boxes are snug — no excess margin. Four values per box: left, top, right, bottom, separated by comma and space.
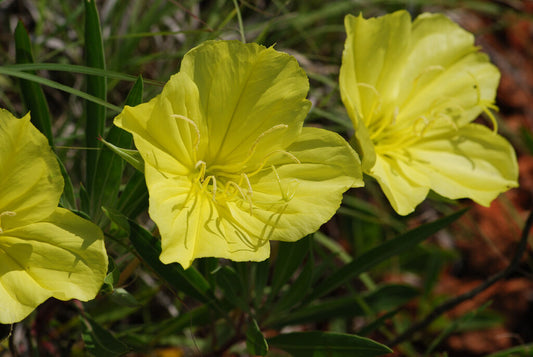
115, 40, 363, 269
340, 10, 518, 215
0, 109, 108, 324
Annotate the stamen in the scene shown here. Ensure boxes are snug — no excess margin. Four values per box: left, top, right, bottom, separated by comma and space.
247, 150, 300, 177
171, 114, 201, 152
468, 72, 499, 133
392, 106, 399, 125
270, 165, 297, 202
413, 65, 445, 86
202, 175, 217, 201
482, 103, 499, 133
241, 173, 254, 215
195, 160, 207, 181
225, 181, 253, 214
241, 124, 289, 166
413, 115, 430, 137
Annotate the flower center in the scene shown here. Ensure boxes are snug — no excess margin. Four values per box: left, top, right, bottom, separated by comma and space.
357, 74, 497, 161
0, 211, 16, 233
172, 113, 301, 214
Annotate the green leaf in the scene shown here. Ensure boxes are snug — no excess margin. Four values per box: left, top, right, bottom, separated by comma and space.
271, 257, 313, 314
101, 206, 130, 234
270, 236, 311, 300
144, 305, 215, 338
14, 21, 54, 146
81, 316, 130, 357
214, 266, 249, 312
99, 138, 144, 173
366, 284, 419, 311
253, 260, 270, 308
110, 288, 140, 308
486, 343, 533, 357
358, 308, 401, 337
85, 0, 107, 191
88, 77, 143, 223
268, 332, 392, 357
520, 127, 533, 155
2, 63, 161, 87
116, 170, 148, 218
56, 155, 77, 210
102, 257, 120, 291
128, 220, 216, 305
266, 284, 418, 328
246, 318, 268, 356
123, 75, 144, 106
79, 183, 90, 215
0, 67, 120, 112
307, 209, 466, 302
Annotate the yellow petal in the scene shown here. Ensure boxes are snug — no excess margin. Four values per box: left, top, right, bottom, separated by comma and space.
341, 12, 411, 124
0, 110, 63, 230
0, 208, 107, 324
398, 13, 500, 128
243, 127, 364, 242
410, 123, 518, 205
179, 40, 311, 169
370, 155, 430, 216
114, 92, 191, 176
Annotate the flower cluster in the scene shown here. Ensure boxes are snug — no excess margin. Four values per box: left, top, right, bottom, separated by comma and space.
2, 9, 520, 324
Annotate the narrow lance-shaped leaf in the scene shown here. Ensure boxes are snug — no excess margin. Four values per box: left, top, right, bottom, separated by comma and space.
3, 63, 161, 86
116, 170, 148, 219
56, 155, 76, 210
266, 284, 418, 328
84, 0, 107, 195
306, 209, 466, 302
0, 67, 120, 112
269, 257, 313, 315
81, 316, 130, 357
268, 332, 392, 357
246, 318, 268, 356
214, 266, 249, 312
14, 21, 54, 145
90, 76, 143, 224
269, 236, 311, 301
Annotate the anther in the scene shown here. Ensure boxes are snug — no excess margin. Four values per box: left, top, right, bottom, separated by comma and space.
195, 160, 207, 181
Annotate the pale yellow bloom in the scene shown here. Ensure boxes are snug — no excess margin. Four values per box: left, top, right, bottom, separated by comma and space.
0, 109, 108, 324
115, 40, 363, 269
340, 10, 518, 215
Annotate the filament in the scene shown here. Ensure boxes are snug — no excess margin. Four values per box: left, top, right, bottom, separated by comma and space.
171, 114, 201, 152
